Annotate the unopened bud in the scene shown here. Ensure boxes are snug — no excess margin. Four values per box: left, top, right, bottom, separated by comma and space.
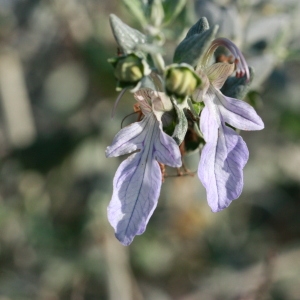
114, 55, 144, 83
165, 64, 201, 99
109, 53, 151, 91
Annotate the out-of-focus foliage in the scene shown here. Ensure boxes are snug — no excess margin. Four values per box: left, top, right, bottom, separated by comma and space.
0, 0, 300, 299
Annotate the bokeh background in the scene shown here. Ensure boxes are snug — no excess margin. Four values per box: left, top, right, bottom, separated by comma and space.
0, 0, 300, 299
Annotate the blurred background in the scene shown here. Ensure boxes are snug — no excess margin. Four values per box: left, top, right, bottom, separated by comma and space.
0, 0, 300, 299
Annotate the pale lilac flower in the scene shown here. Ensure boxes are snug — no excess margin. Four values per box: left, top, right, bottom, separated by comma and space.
106, 89, 182, 245
193, 38, 264, 212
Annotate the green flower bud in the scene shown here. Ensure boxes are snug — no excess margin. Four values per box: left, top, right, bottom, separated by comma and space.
114, 55, 144, 83
109, 54, 151, 91
165, 64, 202, 99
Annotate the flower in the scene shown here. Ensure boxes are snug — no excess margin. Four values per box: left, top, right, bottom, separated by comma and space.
106, 89, 182, 245
193, 38, 264, 212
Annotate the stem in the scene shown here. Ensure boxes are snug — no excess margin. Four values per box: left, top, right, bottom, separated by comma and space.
151, 52, 165, 75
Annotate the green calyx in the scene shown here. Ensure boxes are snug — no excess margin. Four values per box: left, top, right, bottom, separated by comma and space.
109, 53, 151, 91
113, 54, 144, 83
165, 64, 202, 99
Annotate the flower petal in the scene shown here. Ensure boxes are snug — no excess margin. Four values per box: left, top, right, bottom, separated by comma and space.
105, 117, 150, 158
193, 69, 210, 102
199, 105, 218, 143
201, 91, 222, 128
107, 151, 161, 246
206, 63, 235, 89
151, 91, 173, 113
134, 88, 152, 115
107, 113, 181, 245
212, 87, 264, 130
199, 115, 249, 212
154, 124, 182, 167
202, 38, 250, 81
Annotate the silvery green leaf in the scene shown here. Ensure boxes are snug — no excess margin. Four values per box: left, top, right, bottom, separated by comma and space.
186, 17, 209, 38
171, 99, 188, 145
173, 24, 218, 67
221, 68, 254, 100
109, 14, 147, 54
121, 0, 147, 27
147, 0, 165, 27
162, 0, 187, 26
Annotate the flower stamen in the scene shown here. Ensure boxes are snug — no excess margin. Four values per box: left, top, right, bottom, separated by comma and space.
201, 38, 250, 82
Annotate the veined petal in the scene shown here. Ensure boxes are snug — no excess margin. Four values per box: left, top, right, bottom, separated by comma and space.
154, 124, 182, 167
134, 88, 152, 115
199, 105, 218, 143
105, 117, 149, 158
193, 69, 210, 102
151, 91, 173, 113
107, 113, 181, 245
198, 120, 249, 212
202, 90, 222, 128
202, 38, 250, 81
206, 63, 235, 90
211, 86, 264, 131
198, 105, 218, 189
108, 151, 162, 246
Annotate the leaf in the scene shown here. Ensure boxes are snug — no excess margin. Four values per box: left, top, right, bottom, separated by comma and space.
171, 99, 188, 145
146, 0, 165, 28
173, 24, 218, 67
162, 0, 187, 26
109, 14, 147, 54
221, 67, 254, 100
187, 98, 203, 117
185, 17, 209, 38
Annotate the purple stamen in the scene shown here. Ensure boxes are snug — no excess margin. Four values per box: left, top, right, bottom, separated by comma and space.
202, 38, 250, 82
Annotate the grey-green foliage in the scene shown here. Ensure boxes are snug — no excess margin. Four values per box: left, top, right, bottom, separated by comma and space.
121, 0, 187, 28
172, 99, 188, 145
173, 17, 218, 67
185, 16, 209, 37
109, 14, 147, 54
221, 68, 254, 100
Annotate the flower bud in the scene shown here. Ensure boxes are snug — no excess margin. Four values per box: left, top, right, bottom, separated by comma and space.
165, 64, 202, 99
114, 54, 144, 83
109, 54, 151, 90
